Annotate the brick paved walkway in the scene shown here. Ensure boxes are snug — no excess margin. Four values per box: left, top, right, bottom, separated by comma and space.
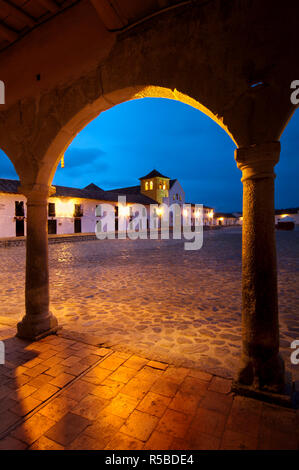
0, 320, 298, 450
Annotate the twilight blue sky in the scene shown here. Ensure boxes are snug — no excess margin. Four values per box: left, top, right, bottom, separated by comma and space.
0, 98, 298, 212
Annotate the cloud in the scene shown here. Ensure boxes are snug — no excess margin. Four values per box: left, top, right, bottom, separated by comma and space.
63, 147, 107, 169
53, 147, 109, 187
99, 177, 138, 190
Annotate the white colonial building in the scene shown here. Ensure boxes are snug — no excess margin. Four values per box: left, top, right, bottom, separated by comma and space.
0, 170, 216, 238
214, 212, 240, 226
274, 208, 299, 225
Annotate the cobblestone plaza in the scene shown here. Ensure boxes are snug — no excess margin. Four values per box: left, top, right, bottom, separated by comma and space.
1, 227, 298, 381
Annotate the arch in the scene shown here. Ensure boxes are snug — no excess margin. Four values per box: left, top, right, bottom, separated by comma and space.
38, 85, 237, 186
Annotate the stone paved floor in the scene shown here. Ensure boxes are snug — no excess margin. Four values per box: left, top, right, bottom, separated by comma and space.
0, 227, 298, 380
0, 323, 298, 450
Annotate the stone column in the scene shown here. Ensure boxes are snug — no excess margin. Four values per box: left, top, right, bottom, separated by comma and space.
17, 184, 58, 340
235, 142, 284, 392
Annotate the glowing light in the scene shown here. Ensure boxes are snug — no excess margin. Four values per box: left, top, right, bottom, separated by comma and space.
156, 207, 163, 216
280, 214, 289, 218
56, 200, 75, 217
150, 181, 153, 190
119, 205, 130, 216
61, 154, 65, 168
183, 209, 188, 217
208, 211, 213, 218
218, 217, 224, 221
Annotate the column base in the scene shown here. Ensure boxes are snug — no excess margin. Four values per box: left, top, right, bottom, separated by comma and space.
16, 312, 59, 341
236, 353, 285, 393
232, 370, 295, 408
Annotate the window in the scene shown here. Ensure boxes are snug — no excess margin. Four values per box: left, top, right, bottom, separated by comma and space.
16, 219, 24, 236
176, 193, 179, 200
159, 182, 162, 189
179, 195, 182, 201
173, 195, 175, 201
163, 182, 166, 190
145, 181, 149, 190
95, 204, 101, 216
48, 219, 57, 234
74, 218, 82, 233
74, 204, 83, 217
48, 202, 56, 217
150, 181, 153, 190
128, 206, 134, 222
15, 201, 24, 217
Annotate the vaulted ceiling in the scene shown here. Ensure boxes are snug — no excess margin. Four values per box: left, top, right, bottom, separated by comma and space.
0, 0, 185, 52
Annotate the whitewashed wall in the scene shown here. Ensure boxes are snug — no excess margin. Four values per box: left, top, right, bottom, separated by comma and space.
49, 196, 115, 235
0, 193, 107, 238
275, 212, 299, 224
0, 193, 152, 238
164, 180, 185, 205
0, 190, 230, 238
0, 193, 27, 237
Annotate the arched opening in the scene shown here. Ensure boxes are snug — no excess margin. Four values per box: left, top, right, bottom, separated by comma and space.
42, 94, 241, 377
276, 108, 299, 209
1, 81, 291, 396
269, 108, 299, 373
0, 82, 294, 395
36, 86, 238, 187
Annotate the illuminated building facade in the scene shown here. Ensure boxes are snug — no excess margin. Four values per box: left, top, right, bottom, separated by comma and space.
274, 208, 299, 225
0, 172, 217, 238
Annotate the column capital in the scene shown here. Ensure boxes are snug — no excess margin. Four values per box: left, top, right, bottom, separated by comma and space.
235, 142, 280, 181
19, 183, 56, 203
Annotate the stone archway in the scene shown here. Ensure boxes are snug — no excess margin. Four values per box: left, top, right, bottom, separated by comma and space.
43, 85, 238, 186
5, 80, 284, 396
0, 0, 298, 396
